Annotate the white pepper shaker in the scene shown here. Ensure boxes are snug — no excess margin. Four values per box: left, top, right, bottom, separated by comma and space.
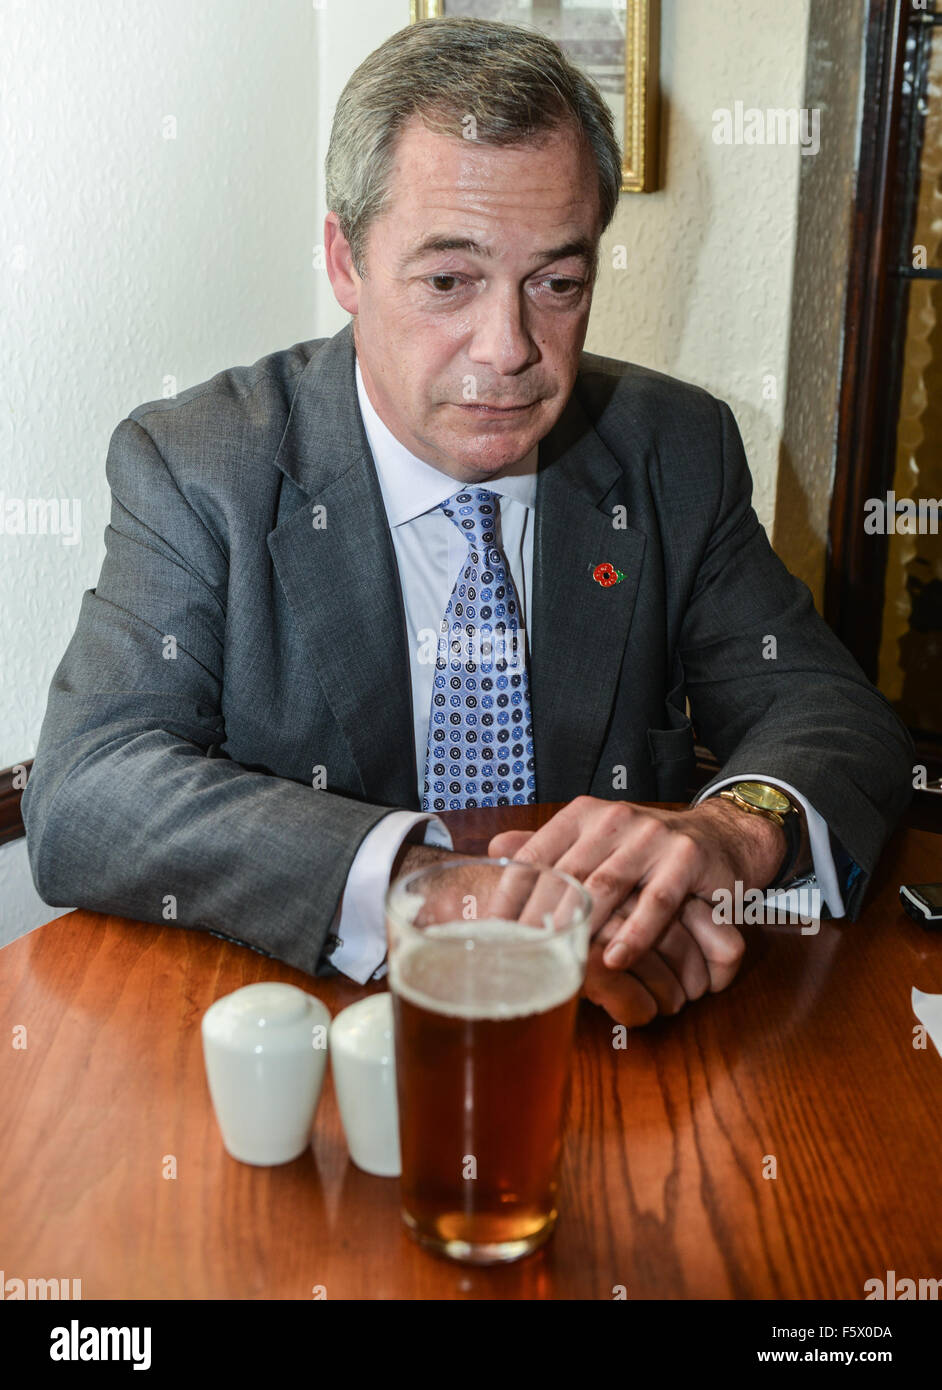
330, 993, 401, 1177
201, 982, 330, 1165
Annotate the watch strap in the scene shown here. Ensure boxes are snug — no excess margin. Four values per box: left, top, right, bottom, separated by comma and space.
763, 801, 802, 891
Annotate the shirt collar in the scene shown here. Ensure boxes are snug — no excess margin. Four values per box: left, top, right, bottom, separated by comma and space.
355, 354, 538, 527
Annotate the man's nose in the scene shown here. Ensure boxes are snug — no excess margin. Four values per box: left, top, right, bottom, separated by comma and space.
466, 285, 537, 378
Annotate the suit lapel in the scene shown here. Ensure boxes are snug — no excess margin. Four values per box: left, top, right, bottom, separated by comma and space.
267, 320, 645, 810
530, 390, 646, 801
267, 322, 418, 808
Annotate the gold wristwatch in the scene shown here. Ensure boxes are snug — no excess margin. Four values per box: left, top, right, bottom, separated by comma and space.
718, 781, 802, 890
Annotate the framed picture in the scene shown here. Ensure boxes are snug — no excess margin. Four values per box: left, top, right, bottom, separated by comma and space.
409, 1, 660, 193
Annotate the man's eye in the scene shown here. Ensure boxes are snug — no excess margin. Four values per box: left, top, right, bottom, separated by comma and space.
425, 275, 582, 295
542, 277, 583, 296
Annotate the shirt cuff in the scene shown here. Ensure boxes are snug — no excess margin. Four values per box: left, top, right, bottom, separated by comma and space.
692, 772, 846, 918
326, 810, 454, 984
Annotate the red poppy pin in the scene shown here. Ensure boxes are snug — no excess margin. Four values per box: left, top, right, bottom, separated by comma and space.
592, 562, 624, 587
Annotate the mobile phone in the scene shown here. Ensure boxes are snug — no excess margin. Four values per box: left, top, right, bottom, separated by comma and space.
899, 882, 942, 926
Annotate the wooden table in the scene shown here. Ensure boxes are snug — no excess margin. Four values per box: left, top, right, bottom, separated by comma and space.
2, 805, 941, 1300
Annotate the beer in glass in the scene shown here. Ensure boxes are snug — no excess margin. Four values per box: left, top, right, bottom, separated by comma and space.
386, 857, 591, 1263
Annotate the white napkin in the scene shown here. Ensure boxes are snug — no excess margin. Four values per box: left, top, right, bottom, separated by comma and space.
911, 987, 942, 1058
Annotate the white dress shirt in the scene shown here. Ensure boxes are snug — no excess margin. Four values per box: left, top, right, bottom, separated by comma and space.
327, 356, 845, 983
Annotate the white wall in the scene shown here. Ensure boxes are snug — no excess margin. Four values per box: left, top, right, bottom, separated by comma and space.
590, 0, 811, 532
1, 0, 325, 771
313, 0, 402, 334
0, 839, 71, 947
774, 0, 866, 608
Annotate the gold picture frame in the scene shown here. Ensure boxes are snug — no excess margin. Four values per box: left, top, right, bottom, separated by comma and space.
409, 1, 660, 194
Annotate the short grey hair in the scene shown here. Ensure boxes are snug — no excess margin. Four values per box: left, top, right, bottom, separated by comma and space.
325, 16, 621, 278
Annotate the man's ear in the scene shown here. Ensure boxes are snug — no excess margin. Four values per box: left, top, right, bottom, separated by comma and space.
324, 211, 362, 315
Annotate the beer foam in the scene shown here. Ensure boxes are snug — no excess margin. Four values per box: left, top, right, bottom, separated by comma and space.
390, 917, 583, 1020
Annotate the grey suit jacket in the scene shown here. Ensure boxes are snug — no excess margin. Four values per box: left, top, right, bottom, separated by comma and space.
22, 320, 913, 974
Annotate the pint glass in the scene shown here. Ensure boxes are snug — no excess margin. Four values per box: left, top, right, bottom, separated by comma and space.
386, 857, 592, 1264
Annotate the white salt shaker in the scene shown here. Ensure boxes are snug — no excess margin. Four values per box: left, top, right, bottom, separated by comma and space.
330, 993, 401, 1177
201, 982, 330, 1165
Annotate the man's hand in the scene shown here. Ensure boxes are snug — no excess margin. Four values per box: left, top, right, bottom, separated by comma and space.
488, 794, 781, 978
582, 899, 745, 1025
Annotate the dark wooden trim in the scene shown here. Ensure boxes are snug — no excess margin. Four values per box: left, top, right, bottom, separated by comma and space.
825, 0, 939, 685
0, 761, 32, 846
825, 0, 909, 679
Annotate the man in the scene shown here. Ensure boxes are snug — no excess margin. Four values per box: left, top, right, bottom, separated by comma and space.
22, 18, 913, 1027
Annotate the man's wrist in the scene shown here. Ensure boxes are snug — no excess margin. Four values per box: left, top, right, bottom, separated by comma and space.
690, 795, 787, 890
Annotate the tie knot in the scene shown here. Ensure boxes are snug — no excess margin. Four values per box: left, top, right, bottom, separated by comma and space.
440, 488, 499, 551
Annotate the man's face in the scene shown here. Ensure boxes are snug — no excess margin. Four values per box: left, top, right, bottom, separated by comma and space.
326, 117, 601, 482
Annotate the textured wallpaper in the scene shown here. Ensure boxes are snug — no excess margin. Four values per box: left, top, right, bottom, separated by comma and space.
773, 0, 867, 608
586, 0, 811, 535
1, 0, 321, 770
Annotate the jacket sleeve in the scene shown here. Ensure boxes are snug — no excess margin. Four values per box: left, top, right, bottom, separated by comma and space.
21, 415, 400, 976
679, 397, 914, 919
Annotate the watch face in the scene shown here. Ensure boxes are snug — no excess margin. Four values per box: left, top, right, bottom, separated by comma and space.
736, 781, 791, 815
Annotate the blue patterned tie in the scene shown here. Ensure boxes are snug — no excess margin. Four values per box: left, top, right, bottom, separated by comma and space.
421, 487, 535, 811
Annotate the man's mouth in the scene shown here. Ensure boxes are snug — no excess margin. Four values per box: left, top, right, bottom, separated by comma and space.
454, 402, 536, 415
